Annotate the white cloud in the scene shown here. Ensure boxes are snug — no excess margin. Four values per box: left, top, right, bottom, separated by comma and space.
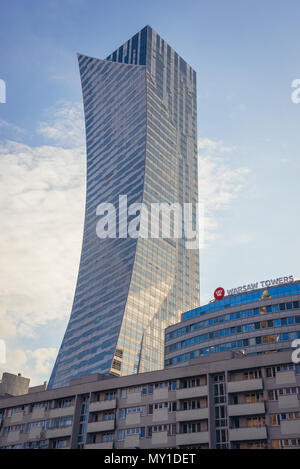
0, 102, 86, 383
0, 119, 25, 136
198, 138, 250, 249
0, 139, 85, 339
198, 137, 239, 154
37, 100, 85, 148
0, 347, 57, 386
28, 348, 58, 377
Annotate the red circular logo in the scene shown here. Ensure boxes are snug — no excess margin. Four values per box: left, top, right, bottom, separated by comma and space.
214, 287, 225, 300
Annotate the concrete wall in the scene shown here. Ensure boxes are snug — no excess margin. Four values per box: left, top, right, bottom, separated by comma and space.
0, 351, 299, 449
0, 373, 30, 397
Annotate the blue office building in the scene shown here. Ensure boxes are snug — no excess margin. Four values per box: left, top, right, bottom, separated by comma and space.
165, 280, 300, 367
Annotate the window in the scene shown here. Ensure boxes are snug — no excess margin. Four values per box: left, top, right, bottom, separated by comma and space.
181, 398, 207, 411
55, 399, 72, 408
247, 416, 265, 427
149, 424, 176, 436
215, 405, 227, 427
103, 411, 114, 421
270, 414, 279, 426
244, 369, 261, 380
181, 421, 207, 433
169, 380, 177, 390
117, 427, 145, 441
180, 376, 206, 389
245, 392, 264, 403
7, 406, 24, 417
101, 432, 113, 442
216, 429, 228, 449
119, 406, 146, 418
52, 439, 67, 449
105, 391, 116, 401
271, 412, 300, 425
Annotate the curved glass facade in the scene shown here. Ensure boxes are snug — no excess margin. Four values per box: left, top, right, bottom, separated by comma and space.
165, 281, 300, 367
183, 282, 300, 320
48, 26, 199, 388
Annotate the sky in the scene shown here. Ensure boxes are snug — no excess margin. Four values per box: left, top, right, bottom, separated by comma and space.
0, 0, 300, 385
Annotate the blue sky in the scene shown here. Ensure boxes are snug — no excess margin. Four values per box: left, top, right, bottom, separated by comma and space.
1, 0, 300, 383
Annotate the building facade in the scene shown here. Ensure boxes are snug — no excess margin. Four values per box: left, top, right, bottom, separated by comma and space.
48, 25, 199, 389
165, 281, 300, 367
0, 350, 299, 449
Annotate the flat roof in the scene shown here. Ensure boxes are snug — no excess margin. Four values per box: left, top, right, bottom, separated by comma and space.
0, 350, 293, 410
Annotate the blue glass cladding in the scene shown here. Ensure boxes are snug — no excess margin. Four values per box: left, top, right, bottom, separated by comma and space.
106, 26, 149, 67
118, 46, 123, 63
183, 283, 300, 321
50, 25, 199, 385
139, 27, 147, 65
131, 33, 138, 64
48, 56, 148, 389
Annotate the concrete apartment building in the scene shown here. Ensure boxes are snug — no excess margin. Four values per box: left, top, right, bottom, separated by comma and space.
1, 281, 299, 449
0, 349, 299, 449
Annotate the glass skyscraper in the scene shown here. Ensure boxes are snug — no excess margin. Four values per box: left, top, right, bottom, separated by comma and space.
48, 26, 199, 389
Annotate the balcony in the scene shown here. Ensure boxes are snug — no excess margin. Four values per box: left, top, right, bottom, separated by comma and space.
125, 413, 140, 426
31, 407, 45, 420
228, 402, 265, 416
85, 441, 114, 449
123, 434, 140, 448
278, 394, 299, 410
6, 430, 21, 443
151, 431, 169, 446
28, 426, 43, 440
229, 426, 267, 441
153, 387, 169, 401
176, 408, 209, 422
227, 379, 263, 393
10, 411, 24, 424
176, 431, 209, 446
276, 371, 296, 385
126, 392, 142, 405
48, 406, 75, 419
89, 399, 116, 413
87, 420, 115, 433
152, 408, 169, 423
46, 426, 72, 439
176, 386, 208, 400
280, 419, 300, 435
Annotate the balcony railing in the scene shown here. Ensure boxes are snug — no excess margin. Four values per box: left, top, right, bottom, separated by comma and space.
227, 379, 263, 393
229, 426, 267, 441
228, 402, 265, 416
